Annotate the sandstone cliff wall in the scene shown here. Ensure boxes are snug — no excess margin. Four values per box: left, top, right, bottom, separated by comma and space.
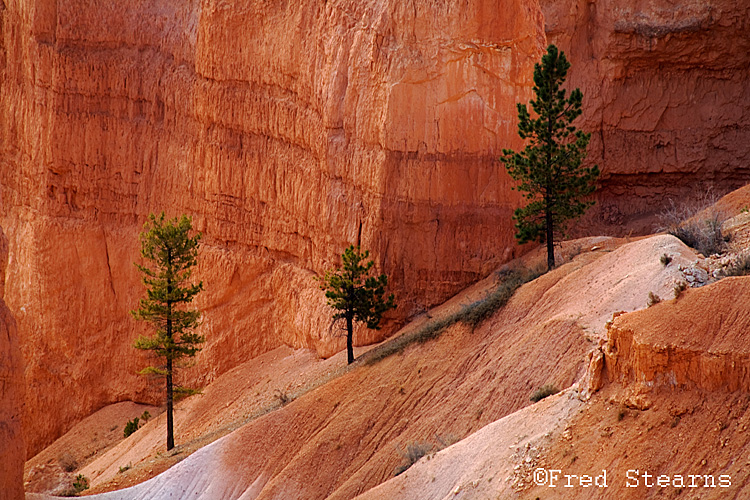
0, 0, 544, 455
0, 226, 24, 500
540, 0, 750, 230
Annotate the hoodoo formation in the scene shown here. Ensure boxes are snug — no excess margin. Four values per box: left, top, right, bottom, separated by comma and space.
1, 0, 749, 498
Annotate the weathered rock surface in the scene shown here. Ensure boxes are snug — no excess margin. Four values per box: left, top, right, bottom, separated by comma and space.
605, 277, 750, 393
353, 236, 750, 500
355, 390, 585, 500
0, 0, 543, 455
0, 226, 25, 500
541, 0, 750, 231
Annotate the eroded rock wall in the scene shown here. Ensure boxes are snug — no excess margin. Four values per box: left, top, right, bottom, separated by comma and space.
540, 0, 750, 230
604, 277, 750, 393
0, 0, 544, 455
0, 226, 24, 500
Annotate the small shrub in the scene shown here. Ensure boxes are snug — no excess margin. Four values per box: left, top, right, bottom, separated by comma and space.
118, 463, 132, 474
58, 452, 77, 473
670, 218, 726, 256
394, 441, 433, 476
660, 253, 672, 266
647, 292, 661, 307
274, 389, 291, 406
123, 417, 140, 438
73, 474, 89, 493
460, 266, 545, 329
362, 315, 449, 365
393, 434, 456, 476
673, 281, 688, 299
530, 384, 559, 403
60, 474, 90, 496
657, 194, 728, 257
434, 433, 458, 449
412, 316, 455, 345
726, 254, 750, 277
459, 273, 523, 328
140, 410, 151, 421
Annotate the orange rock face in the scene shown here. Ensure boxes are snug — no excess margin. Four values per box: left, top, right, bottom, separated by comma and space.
0, 227, 24, 500
541, 0, 750, 230
605, 277, 750, 393
0, 0, 544, 455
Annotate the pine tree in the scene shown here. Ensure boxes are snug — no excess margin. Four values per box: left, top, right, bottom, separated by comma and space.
131, 212, 204, 451
501, 44, 599, 270
319, 245, 396, 364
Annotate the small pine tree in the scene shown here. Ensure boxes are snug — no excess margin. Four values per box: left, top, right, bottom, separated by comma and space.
501, 44, 599, 270
123, 417, 140, 438
131, 213, 204, 451
319, 245, 396, 364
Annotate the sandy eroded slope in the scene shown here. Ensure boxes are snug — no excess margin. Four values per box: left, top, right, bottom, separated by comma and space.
24, 233, 700, 499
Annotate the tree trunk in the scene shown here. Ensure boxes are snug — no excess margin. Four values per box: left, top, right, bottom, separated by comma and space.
345, 284, 355, 365
166, 247, 175, 451
545, 81, 555, 271
346, 313, 354, 365
166, 356, 174, 450
546, 209, 555, 270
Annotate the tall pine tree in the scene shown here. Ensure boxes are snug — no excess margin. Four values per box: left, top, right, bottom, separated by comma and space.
319, 245, 395, 364
501, 44, 599, 270
131, 212, 204, 451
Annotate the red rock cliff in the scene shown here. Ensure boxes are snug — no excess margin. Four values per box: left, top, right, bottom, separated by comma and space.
0, 226, 24, 500
0, 0, 544, 455
541, 0, 750, 229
